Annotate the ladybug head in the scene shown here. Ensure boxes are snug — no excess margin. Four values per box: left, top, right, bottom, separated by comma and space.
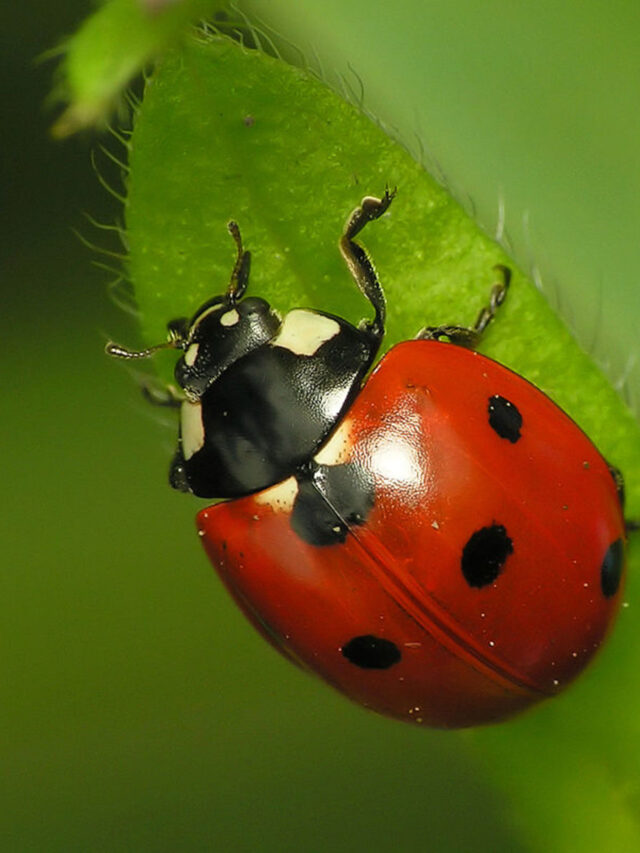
174, 292, 281, 400
106, 219, 281, 400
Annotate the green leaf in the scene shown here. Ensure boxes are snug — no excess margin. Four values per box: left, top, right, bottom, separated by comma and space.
127, 34, 640, 505
50, 0, 222, 137
121, 31, 640, 851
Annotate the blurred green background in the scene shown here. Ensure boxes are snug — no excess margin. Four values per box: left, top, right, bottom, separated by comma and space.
4, 2, 639, 851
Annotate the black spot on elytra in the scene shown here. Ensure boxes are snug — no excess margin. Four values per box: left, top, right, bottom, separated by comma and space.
601, 538, 624, 598
291, 477, 349, 545
290, 462, 375, 546
461, 524, 513, 588
341, 635, 401, 669
488, 395, 522, 443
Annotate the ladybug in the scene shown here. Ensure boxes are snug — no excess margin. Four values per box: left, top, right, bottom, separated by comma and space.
108, 190, 627, 728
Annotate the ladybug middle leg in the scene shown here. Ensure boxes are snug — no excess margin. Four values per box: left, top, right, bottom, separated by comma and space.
417, 264, 511, 349
288, 189, 397, 547
339, 188, 396, 343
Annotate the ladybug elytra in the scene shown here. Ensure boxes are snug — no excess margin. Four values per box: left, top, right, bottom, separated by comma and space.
108, 191, 627, 728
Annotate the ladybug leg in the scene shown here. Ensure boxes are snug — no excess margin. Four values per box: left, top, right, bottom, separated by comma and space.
472, 264, 511, 337
141, 381, 184, 409
106, 316, 188, 411
608, 464, 626, 510
340, 188, 396, 342
607, 464, 640, 534
225, 220, 251, 302
416, 324, 480, 348
105, 316, 189, 360
417, 264, 511, 349
169, 446, 190, 493
107, 222, 250, 359
606, 464, 639, 534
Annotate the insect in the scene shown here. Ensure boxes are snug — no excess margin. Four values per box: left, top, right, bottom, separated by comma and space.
108, 190, 627, 727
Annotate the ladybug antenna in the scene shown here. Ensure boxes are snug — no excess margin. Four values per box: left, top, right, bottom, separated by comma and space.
226, 220, 251, 303
105, 323, 186, 360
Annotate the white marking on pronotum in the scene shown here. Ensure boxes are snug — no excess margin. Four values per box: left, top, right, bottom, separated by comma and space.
184, 343, 200, 366
272, 309, 340, 356
220, 308, 240, 327
181, 400, 205, 460
253, 476, 299, 511
314, 417, 353, 466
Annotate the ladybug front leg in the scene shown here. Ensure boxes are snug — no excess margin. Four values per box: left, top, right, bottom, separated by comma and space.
417, 264, 511, 349
339, 188, 396, 343
225, 220, 251, 303
140, 381, 184, 409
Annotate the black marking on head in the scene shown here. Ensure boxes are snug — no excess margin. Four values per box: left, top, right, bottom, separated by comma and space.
175, 295, 281, 400
461, 524, 513, 588
290, 462, 375, 546
601, 538, 624, 598
341, 635, 401, 669
488, 395, 522, 443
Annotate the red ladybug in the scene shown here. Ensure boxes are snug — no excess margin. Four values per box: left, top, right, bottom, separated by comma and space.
108, 191, 627, 727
